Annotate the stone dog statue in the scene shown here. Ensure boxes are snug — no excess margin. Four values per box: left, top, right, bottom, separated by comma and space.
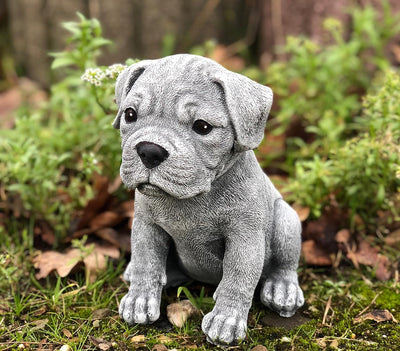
114, 54, 304, 345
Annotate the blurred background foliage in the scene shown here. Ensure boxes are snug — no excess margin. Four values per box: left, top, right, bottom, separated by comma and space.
0, 0, 399, 259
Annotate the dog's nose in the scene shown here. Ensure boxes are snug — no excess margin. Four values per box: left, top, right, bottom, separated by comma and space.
136, 141, 169, 169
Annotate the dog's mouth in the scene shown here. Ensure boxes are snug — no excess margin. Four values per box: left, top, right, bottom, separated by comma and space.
137, 183, 168, 197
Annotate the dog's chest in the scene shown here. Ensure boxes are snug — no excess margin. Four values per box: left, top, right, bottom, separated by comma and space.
146, 196, 223, 241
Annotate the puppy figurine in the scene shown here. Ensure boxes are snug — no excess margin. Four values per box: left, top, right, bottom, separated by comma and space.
115, 54, 304, 345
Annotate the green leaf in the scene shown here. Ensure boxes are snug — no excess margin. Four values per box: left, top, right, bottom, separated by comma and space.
51, 56, 76, 70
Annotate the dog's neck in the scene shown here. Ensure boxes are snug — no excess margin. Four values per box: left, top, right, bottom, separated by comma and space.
213, 150, 243, 181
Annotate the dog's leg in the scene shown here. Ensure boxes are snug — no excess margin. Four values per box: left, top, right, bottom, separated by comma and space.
201, 229, 265, 344
119, 218, 170, 324
260, 199, 304, 317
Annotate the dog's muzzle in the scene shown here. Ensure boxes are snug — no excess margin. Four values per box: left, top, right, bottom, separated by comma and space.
136, 141, 169, 169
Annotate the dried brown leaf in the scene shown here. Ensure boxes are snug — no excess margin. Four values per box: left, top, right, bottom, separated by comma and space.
83, 245, 120, 283
330, 339, 339, 349
157, 335, 173, 344
34, 221, 55, 246
31, 319, 48, 331
33, 244, 119, 280
95, 228, 131, 250
62, 328, 73, 338
89, 336, 113, 350
33, 250, 82, 279
251, 345, 268, 351
90, 211, 123, 230
0, 304, 10, 314
385, 229, 400, 248
76, 175, 111, 230
33, 305, 47, 316
131, 335, 146, 343
301, 240, 333, 266
92, 308, 112, 320
353, 309, 398, 324
347, 240, 391, 281
335, 229, 351, 244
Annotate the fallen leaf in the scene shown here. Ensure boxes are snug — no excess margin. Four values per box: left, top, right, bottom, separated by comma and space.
62, 328, 72, 338
353, 309, 398, 324
95, 228, 131, 251
301, 240, 333, 266
92, 308, 112, 320
152, 344, 168, 351
89, 336, 113, 350
33, 305, 48, 316
33, 244, 120, 280
157, 335, 173, 344
347, 240, 391, 281
83, 245, 120, 283
335, 229, 351, 244
251, 345, 268, 351
76, 175, 111, 230
90, 211, 124, 230
32, 250, 83, 279
330, 339, 339, 349
0, 304, 10, 314
385, 229, 400, 248
166, 299, 200, 328
131, 335, 146, 343
34, 221, 55, 246
31, 318, 48, 331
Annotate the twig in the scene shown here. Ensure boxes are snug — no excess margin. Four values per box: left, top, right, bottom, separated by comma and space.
322, 296, 332, 326
393, 269, 399, 288
357, 292, 382, 316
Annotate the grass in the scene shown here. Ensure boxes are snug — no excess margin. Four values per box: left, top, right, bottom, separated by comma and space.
1, 225, 399, 351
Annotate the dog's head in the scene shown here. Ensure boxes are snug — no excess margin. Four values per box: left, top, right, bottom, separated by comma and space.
114, 54, 273, 199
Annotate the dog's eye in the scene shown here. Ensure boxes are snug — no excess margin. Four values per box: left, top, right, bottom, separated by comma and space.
192, 119, 213, 135
124, 108, 137, 123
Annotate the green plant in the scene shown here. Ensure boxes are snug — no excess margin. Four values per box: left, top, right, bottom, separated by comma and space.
0, 14, 124, 242
177, 286, 214, 313
286, 70, 400, 225
263, 3, 400, 166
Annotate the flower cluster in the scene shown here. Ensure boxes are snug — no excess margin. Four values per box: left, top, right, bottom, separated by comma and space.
81, 68, 105, 86
105, 64, 127, 79
81, 64, 126, 86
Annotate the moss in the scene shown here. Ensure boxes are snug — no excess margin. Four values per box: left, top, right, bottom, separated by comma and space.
375, 288, 400, 310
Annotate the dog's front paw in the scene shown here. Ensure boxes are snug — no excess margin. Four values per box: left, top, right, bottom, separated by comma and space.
201, 307, 247, 345
119, 288, 161, 324
260, 272, 304, 317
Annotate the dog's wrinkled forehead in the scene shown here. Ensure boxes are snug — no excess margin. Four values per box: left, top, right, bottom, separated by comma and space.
115, 54, 274, 152
130, 58, 223, 115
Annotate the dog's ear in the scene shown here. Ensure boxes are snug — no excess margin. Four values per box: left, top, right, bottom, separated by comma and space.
212, 70, 273, 152
113, 60, 151, 129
